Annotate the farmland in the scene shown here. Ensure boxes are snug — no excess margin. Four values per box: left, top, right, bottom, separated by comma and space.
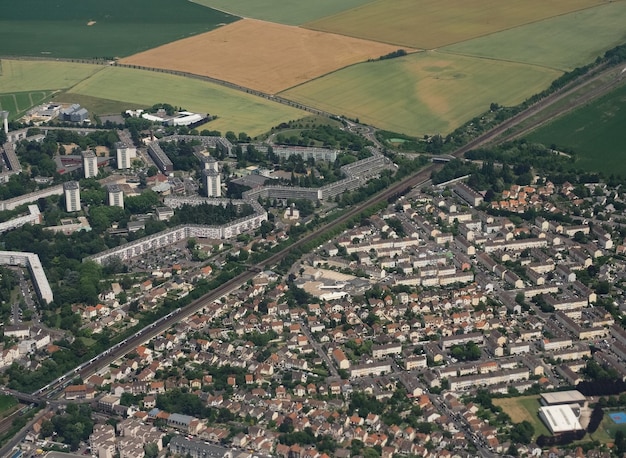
304, 0, 605, 49
190, 0, 375, 26
281, 51, 560, 136
120, 19, 408, 95
0, 60, 102, 93
492, 396, 551, 438
0, 0, 238, 59
526, 82, 626, 177
66, 67, 307, 137
443, 2, 626, 71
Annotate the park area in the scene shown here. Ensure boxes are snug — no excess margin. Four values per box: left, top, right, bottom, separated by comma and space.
281, 51, 560, 136
304, 0, 605, 49
0, 0, 237, 58
190, 0, 375, 25
526, 81, 626, 177
119, 19, 407, 94
65, 67, 307, 137
493, 395, 551, 439
443, 2, 626, 72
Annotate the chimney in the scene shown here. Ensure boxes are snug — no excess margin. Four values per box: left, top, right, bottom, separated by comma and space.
0, 111, 8, 135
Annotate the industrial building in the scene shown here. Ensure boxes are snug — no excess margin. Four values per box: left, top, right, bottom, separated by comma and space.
64, 181, 81, 212
540, 391, 586, 406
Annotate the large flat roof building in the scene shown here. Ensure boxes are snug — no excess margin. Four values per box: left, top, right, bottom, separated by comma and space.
539, 405, 583, 434
540, 390, 586, 406
0, 251, 53, 304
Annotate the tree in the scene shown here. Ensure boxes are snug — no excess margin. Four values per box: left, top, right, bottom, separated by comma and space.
144, 442, 159, 458
510, 420, 534, 444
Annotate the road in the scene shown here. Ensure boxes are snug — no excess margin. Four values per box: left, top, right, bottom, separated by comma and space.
299, 322, 338, 378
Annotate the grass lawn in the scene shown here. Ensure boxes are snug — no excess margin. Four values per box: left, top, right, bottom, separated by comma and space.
0, 0, 238, 58
0, 395, 18, 415
525, 81, 626, 177
589, 412, 626, 444
304, 0, 604, 49
281, 51, 560, 136
52, 93, 149, 117
190, 0, 375, 25
67, 67, 307, 137
442, 2, 626, 71
493, 395, 551, 439
0, 91, 54, 120
0, 60, 103, 93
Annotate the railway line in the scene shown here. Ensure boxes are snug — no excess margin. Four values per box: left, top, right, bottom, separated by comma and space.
30, 61, 626, 401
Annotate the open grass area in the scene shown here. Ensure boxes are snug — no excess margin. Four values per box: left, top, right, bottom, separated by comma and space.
0, 60, 102, 93
120, 19, 408, 94
281, 51, 560, 136
51, 93, 149, 118
304, 0, 604, 49
493, 395, 551, 438
190, 0, 375, 25
67, 67, 307, 137
0, 0, 238, 58
0, 91, 54, 120
525, 81, 626, 177
443, 2, 626, 71
0, 395, 17, 415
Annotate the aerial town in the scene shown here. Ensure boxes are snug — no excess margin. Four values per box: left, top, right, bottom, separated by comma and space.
0, 90, 626, 458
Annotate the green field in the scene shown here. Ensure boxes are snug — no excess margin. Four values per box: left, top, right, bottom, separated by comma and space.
281, 52, 560, 136
443, 2, 626, 71
0, 60, 103, 93
0, 395, 17, 415
526, 81, 626, 176
191, 0, 374, 25
0, 0, 238, 58
304, 0, 604, 49
67, 67, 307, 137
0, 91, 54, 120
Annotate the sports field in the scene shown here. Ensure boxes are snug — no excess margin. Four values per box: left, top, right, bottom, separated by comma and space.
191, 0, 375, 25
281, 52, 560, 136
0, 91, 54, 120
526, 82, 626, 176
443, 2, 626, 71
493, 395, 551, 438
0, 60, 102, 93
66, 67, 307, 137
305, 0, 605, 49
0, 0, 238, 58
120, 19, 407, 95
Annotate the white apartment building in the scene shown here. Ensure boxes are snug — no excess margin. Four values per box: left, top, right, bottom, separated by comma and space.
64, 181, 81, 212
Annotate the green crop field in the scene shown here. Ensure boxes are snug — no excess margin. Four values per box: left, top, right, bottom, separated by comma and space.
0, 91, 54, 120
0, 0, 238, 59
191, 0, 375, 25
67, 67, 307, 137
0, 60, 102, 93
526, 82, 626, 176
281, 52, 560, 136
304, 0, 604, 49
443, 2, 626, 71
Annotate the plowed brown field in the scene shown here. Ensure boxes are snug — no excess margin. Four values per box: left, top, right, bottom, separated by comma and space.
120, 19, 413, 94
